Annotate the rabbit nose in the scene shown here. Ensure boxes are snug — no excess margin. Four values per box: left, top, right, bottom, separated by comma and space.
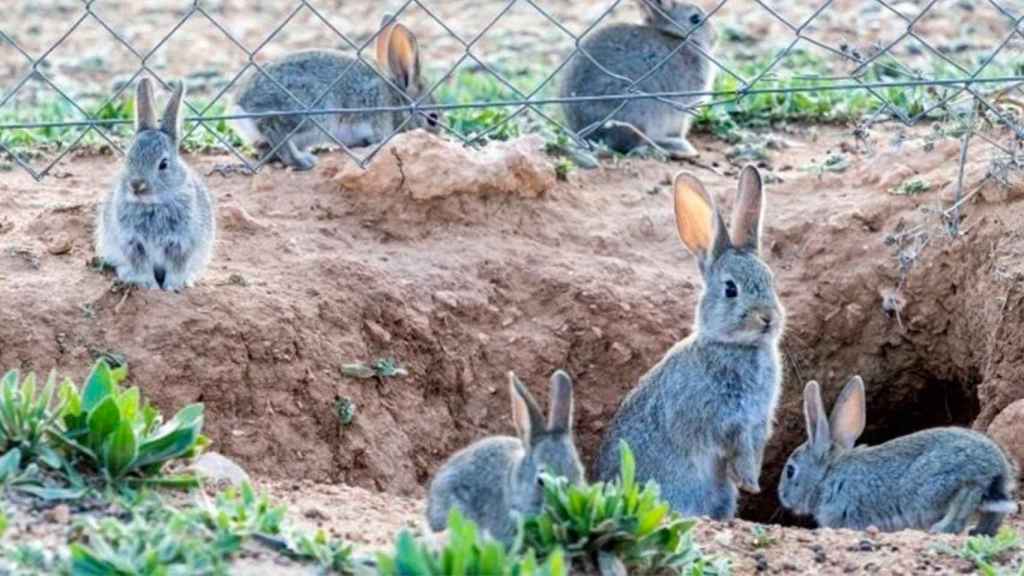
756, 312, 773, 328
129, 179, 148, 194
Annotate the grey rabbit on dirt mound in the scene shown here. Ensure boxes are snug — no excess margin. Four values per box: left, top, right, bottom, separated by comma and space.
596, 165, 784, 520
560, 0, 718, 159
780, 376, 1018, 535
95, 77, 216, 291
231, 16, 442, 171
426, 370, 584, 545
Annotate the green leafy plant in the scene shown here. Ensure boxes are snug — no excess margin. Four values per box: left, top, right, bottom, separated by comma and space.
377, 508, 566, 576
937, 527, 1021, 575
519, 441, 728, 575
70, 483, 354, 575
0, 368, 66, 470
57, 360, 207, 485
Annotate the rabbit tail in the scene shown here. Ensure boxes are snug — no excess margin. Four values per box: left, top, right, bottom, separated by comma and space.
973, 473, 1018, 536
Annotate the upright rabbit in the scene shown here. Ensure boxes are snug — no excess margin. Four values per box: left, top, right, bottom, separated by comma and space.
596, 166, 784, 520
780, 376, 1018, 535
95, 78, 216, 291
560, 0, 717, 158
426, 370, 584, 545
231, 17, 441, 171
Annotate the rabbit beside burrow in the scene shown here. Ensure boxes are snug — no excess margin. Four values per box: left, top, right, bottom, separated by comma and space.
780, 376, 1018, 536
95, 77, 216, 291
596, 165, 784, 521
426, 370, 584, 545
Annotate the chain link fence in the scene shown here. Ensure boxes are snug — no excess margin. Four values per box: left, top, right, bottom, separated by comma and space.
2, 0, 1023, 227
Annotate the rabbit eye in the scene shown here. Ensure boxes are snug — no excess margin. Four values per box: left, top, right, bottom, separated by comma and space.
724, 280, 739, 298
689, 13, 702, 25
427, 112, 439, 127
158, 158, 169, 171
785, 464, 796, 479
536, 476, 545, 487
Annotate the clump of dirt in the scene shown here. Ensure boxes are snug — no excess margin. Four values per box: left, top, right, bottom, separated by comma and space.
1, 123, 1022, 530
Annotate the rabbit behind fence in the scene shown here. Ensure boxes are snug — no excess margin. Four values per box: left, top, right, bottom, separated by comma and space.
426, 370, 584, 545
231, 16, 441, 171
596, 165, 784, 521
560, 0, 718, 159
780, 376, 1018, 536
95, 77, 216, 291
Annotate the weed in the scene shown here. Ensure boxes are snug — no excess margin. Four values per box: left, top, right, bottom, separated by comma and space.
57, 360, 207, 486
936, 528, 1021, 575
553, 158, 574, 181
376, 508, 566, 576
69, 482, 354, 575
0, 369, 65, 471
342, 358, 408, 380
519, 441, 729, 575
335, 396, 356, 426
891, 177, 931, 196
750, 525, 777, 549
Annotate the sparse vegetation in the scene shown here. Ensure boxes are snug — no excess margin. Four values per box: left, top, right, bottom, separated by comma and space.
377, 508, 567, 576
937, 528, 1022, 575
519, 441, 729, 575
70, 482, 354, 575
341, 357, 409, 380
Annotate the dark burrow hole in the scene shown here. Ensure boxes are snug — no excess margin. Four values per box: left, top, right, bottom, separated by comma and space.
741, 371, 982, 527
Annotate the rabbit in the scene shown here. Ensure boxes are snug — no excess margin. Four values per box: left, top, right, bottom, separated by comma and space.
779, 376, 1018, 536
230, 16, 442, 171
595, 165, 783, 521
426, 370, 584, 545
95, 77, 216, 291
560, 0, 718, 159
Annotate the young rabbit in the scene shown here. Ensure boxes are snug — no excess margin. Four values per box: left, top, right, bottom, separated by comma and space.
426, 370, 584, 545
596, 166, 784, 520
231, 17, 442, 171
95, 78, 216, 291
780, 376, 1018, 535
560, 0, 718, 158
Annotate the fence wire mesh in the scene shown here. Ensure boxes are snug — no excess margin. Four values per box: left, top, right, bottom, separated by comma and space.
2, 0, 1024, 232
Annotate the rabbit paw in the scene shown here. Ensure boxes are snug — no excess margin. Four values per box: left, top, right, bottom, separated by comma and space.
728, 463, 761, 494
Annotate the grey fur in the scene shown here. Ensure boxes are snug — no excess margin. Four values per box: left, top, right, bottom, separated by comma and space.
779, 377, 1019, 535
426, 370, 584, 545
596, 166, 783, 520
559, 0, 718, 158
231, 20, 440, 171
95, 78, 216, 291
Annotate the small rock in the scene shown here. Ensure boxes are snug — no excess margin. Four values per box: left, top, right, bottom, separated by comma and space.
989, 399, 1024, 468
189, 452, 250, 486
47, 236, 73, 256
219, 204, 269, 232
45, 504, 71, 524
364, 320, 392, 343
331, 131, 555, 200
610, 342, 632, 366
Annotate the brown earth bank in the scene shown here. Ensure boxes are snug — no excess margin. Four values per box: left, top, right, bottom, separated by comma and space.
1, 124, 1023, 533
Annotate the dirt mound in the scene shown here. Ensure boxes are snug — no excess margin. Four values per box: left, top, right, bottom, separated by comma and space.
1, 125, 1022, 524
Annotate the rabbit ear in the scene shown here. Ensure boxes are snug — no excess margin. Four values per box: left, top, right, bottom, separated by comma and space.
636, 0, 669, 17
386, 24, 421, 93
546, 370, 574, 434
159, 80, 186, 145
135, 77, 158, 132
376, 14, 396, 71
509, 372, 545, 447
829, 376, 866, 450
673, 172, 730, 274
803, 381, 830, 455
730, 165, 765, 253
